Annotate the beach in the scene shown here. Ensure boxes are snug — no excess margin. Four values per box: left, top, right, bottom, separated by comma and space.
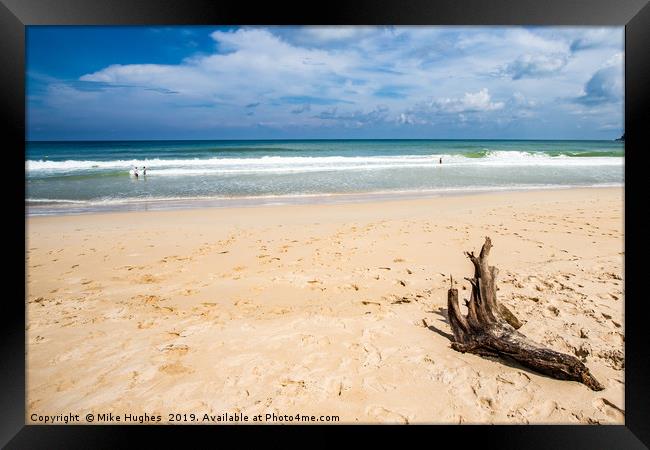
26, 187, 624, 424
26, 139, 624, 217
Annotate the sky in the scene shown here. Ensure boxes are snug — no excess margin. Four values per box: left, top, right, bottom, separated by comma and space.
26, 26, 624, 141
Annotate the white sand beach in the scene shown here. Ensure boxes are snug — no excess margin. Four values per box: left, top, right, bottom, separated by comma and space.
26, 187, 624, 424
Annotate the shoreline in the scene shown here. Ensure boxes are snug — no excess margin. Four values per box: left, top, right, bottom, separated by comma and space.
26, 183, 623, 217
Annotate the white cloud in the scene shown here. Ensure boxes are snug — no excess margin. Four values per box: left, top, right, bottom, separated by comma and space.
397, 88, 505, 127
29, 26, 625, 138
511, 92, 537, 107
397, 112, 415, 125
80, 28, 357, 103
498, 53, 569, 80
575, 66, 623, 105
507, 28, 569, 54
569, 28, 623, 52
432, 88, 504, 113
603, 52, 624, 68
315, 105, 390, 128
81, 64, 175, 83
291, 26, 380, 43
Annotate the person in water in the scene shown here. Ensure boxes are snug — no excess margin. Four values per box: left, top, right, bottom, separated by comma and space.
439, 157, 442, 164
133, 166, 139, 178
143, 166, 147, 176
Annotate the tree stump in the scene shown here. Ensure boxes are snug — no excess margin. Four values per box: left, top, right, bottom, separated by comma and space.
447, 236, 604, 391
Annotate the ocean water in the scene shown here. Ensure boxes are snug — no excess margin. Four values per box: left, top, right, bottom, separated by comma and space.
26, 140, 624, 215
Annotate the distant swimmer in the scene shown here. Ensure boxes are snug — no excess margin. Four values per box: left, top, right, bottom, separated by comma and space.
143, 166, 147, 176
133, 166, 139, 179
439, 157, 442, 164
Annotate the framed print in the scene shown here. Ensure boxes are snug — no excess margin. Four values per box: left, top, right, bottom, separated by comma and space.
2, 0, 649, 447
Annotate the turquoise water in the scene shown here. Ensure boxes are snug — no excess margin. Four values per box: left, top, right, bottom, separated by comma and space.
26, 139, 624, 215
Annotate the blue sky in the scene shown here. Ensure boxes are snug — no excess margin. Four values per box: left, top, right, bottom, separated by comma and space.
27, 26, 624, 140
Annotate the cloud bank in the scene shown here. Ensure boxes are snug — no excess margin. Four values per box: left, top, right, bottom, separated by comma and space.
27, 26, 624, 140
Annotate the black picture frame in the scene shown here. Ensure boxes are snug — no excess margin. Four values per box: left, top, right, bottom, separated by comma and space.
4, 0, 649, 447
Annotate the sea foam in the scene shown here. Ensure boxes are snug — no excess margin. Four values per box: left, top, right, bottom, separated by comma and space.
26, 151, 623, 176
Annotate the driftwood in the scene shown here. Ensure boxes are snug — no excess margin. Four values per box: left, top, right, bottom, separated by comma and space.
447, 236, 604, 391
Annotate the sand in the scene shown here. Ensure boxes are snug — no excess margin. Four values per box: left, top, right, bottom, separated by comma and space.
26, 187, 625, 424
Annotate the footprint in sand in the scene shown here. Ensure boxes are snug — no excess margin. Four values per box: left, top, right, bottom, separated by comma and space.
279, 378, 307, 397
159, 343, 190, 356
49, 347, 86, 364
159, 362, 193, 375
132, 294, 162, 305
136, 274, 161, 284
593, 398, 624, 421
365, 406, 409, 424
103, 307, 129, 320
494, 371, 535, 410
362, 375, 395, 393
362, 343, 382, 368
31, 335, 46, 344
546, 305, 560, 317
138, 319, 158, 329
528, 400, 565, 420
595, 349, 624, 370
55, 378, 78, 392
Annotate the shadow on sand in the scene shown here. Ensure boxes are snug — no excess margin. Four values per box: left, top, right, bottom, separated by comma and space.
424, 306, 563, 378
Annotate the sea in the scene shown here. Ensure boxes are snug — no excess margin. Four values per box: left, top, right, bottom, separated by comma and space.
26, 139, 624, 216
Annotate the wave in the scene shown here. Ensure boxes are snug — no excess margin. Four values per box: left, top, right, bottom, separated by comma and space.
544, 150, 624, 157
26, 150, 623, 177
26, 198, 90, 204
